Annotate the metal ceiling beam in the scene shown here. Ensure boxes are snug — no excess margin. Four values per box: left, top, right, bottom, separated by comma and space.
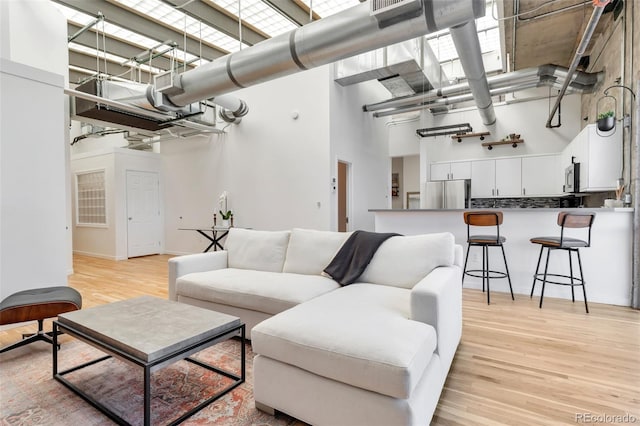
53, 0, 227, 61
69, 69, 93, 84
291, 0, 322, 20
262, 0, 314, 26
69, 50, 153, 82
68, 23, 182, 72
162, 0, 267, 46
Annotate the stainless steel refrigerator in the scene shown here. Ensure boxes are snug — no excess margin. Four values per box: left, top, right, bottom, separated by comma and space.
423, 179, 470, 209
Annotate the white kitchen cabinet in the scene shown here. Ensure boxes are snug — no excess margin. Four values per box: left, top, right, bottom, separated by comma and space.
450, 161, 471, 180
471, 158, 521, 197
430, 161, 471, 181
471, 160, 495, 197
562, 124, 622, 192
521, 154, 562, 196
495, 158, 521, 197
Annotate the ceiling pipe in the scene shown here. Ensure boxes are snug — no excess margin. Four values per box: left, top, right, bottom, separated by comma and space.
449, 19, 495, 125
545, 1, 608, 128
373, 81, 542, 118
364, 64, 602, 113
156, 0, 485, 109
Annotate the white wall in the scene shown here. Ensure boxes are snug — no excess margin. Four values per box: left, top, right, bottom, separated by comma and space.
329, 76, 391, 231
162, 64, 392, 254
70, 151, 117, 259
162, 66, 332, 254
0, 0, 69, 299
70, 148, 163, 260
388, 117, 421, 157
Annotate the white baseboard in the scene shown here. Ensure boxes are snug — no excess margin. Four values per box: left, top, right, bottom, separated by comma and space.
72, 250, 118, 261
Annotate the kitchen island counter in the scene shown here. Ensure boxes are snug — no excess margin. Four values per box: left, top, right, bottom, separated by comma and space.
371, 208, 633, 306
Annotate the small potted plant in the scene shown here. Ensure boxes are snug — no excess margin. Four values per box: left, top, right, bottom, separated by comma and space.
219, 210, 233, 227
596, 110, 615, 132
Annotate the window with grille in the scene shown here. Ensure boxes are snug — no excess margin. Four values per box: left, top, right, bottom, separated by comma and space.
76, 170, 107, 226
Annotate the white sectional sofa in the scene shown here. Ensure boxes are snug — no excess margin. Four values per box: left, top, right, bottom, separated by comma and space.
169, 228, 463, 425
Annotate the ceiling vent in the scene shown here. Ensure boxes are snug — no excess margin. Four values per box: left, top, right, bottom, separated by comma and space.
371, 0, 423, 28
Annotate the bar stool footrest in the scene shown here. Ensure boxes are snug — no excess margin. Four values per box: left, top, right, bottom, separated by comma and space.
533, 273, 584, 286
465, 269, 509, 280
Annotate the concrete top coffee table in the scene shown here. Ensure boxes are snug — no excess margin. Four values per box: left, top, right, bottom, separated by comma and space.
53, 296, 245, 426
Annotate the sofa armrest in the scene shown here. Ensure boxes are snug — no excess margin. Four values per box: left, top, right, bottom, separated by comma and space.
168, 251, 228, 301
453, 244, 463, 268
410, 265, 462, 369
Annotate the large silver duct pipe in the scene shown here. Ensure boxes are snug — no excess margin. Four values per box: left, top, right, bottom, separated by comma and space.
158, 0, 485, 109
545, 2, 607, 127
363, 64, 602, 113
450, 19, 495, 125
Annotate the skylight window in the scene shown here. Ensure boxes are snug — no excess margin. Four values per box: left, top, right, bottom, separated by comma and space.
297, 0, 360, 18
51, 2, 208, 69
69, 42, 165, 76
209, 0, 297, 37
113, 0, 249, 52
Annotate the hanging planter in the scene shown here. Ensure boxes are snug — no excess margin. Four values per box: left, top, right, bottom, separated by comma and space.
596, 111, 615, 132
595, 92, 617, 136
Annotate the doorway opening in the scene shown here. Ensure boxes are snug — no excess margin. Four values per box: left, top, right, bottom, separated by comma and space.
337, 161, 350, 232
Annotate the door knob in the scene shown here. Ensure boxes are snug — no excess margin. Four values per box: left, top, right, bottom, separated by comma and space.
128, 217, 132, 220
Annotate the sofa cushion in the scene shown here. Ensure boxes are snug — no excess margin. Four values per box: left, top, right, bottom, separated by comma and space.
282, 228, 351, 276
358, 232, 455, 289
176, 269, 339, 315
225, 228, 290, 272
251, 284, 437, 399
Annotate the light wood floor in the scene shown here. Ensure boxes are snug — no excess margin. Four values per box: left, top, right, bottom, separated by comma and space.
1, 254, 638, 425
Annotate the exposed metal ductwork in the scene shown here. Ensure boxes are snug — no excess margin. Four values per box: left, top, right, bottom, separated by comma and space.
215, 94, 249, 124
363, 64, 602, 117
334, 37, 450, 98
154, 0, 485, 109
450, 19, 495, 125
70, 0, 486, 135
69, 79, 223, 136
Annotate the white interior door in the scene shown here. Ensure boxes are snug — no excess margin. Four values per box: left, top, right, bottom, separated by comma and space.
127, 170, 161, 258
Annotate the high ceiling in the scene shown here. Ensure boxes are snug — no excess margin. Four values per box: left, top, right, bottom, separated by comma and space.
51, 0, 616, 94
52, 0, 362, 84
500, 0, 617, 72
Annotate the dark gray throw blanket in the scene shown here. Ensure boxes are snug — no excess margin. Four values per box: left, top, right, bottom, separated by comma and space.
323, 230, 400, 286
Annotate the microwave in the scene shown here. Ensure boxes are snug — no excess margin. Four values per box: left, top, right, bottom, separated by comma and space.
564, 163, 580, 193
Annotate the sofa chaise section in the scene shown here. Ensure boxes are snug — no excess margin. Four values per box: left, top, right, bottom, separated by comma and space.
252, 232, 463, 425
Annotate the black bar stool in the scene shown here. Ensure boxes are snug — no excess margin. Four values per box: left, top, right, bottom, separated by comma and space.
529, 211, 595, 313
462, 211, 514, 305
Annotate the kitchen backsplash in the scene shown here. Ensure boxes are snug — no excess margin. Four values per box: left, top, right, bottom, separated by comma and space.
471, 196, 582, 209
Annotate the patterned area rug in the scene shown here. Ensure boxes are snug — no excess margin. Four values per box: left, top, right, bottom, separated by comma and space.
0, 336, 302, 426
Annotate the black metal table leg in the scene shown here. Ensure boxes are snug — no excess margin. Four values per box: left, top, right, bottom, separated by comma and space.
53, 322, 59, 378
144, 366, 151, 426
